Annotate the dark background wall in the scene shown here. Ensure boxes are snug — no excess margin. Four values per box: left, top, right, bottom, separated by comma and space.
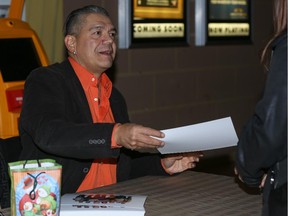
63, 0, 273, 175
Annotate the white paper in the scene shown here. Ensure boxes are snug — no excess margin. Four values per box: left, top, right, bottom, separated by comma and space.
157, 117, 238, 154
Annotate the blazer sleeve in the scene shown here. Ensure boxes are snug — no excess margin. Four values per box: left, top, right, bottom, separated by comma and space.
235, 35, 287, 187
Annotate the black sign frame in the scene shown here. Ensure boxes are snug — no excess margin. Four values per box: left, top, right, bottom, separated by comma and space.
207, 0, 252, 44
118, 0, 189, 49
195, 0, 252, 46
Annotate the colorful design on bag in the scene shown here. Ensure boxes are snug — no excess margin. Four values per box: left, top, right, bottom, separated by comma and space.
16, 172, 60, 216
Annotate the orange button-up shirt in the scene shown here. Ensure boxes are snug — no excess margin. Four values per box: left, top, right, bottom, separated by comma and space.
68, 57, 119, 192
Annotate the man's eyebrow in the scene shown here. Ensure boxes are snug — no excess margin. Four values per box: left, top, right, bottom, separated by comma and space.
89, 25, 103, 31
89, 25, 117, 33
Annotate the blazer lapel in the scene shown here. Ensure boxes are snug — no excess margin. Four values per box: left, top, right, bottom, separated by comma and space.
58, 60, 93, 123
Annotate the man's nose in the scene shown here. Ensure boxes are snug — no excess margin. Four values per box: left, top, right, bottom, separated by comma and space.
101, 32, 114, 43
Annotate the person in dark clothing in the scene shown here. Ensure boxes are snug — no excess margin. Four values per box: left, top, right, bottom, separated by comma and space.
235, 0, 287, 215
19, 5, 202, 194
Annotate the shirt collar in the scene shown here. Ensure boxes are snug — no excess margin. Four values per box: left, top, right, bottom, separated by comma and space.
68, 57, 112, 98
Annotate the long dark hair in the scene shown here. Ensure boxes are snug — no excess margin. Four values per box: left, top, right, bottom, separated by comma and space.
261, 0, 287, 70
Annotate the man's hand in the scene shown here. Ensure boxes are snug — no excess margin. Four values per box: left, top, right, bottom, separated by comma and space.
162, 152, 203, 174
114, 123, 165, 150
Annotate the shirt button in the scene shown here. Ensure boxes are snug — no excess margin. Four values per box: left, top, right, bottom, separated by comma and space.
83, 168, 89, 173
92, 77, 95, 82
94, 98, 98, 102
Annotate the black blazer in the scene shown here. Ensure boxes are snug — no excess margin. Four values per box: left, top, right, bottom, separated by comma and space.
19, 60, 167, 194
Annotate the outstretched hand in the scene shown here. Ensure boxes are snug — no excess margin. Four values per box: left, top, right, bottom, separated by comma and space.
114, 123, 165, 150
162, 152, 203, 174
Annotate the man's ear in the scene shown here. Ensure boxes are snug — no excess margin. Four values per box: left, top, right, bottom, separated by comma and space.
64, 35, 76, 54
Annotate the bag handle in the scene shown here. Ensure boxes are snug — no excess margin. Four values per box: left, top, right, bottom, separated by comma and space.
22, 160, 44, 200
27, 172, 45, 200
23, 159, 41, 168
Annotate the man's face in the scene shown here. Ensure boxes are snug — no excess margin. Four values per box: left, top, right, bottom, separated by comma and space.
70, 13, 117, 76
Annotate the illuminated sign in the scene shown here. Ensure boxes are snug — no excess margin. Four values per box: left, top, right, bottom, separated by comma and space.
118, 0, 187, 48
208, 0, 250, 39
131, 0, 187, 47
195, 0, 251, 45
134, 0, 184, 19
134, 23, 184, 38
208, 23, 249, 36
209, 0, 249, 20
